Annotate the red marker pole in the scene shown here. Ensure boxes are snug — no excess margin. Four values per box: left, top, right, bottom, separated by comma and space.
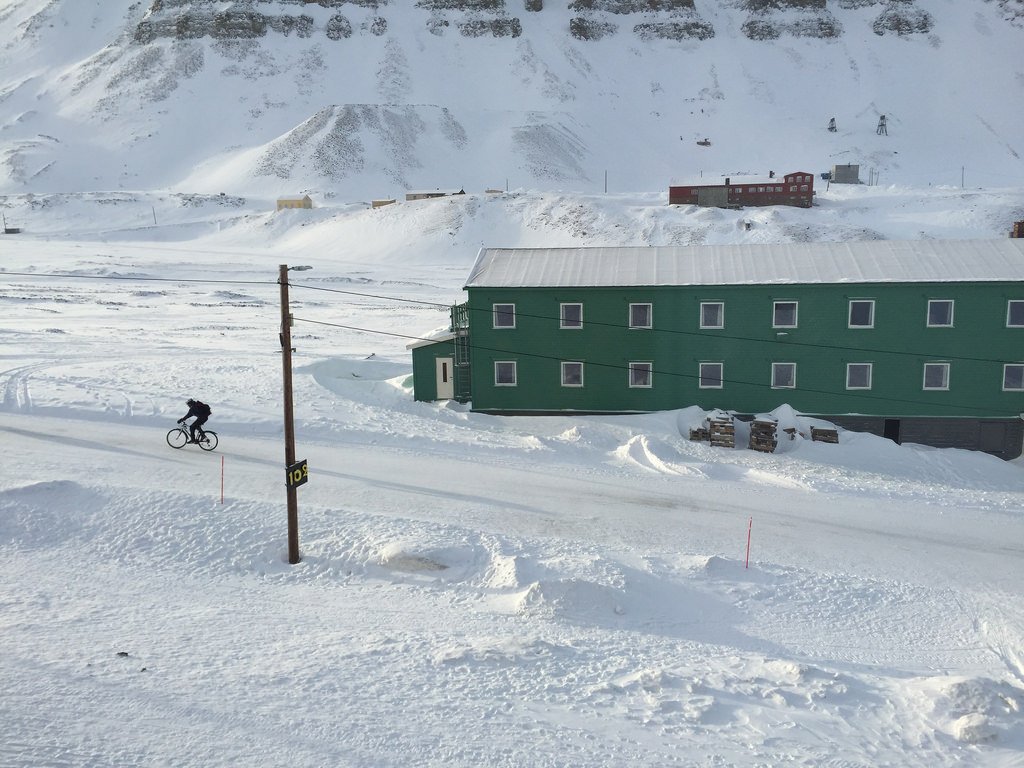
745, 517, 752, 569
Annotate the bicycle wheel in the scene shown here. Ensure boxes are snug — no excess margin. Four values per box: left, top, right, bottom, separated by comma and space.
166, 427, 188, 449
197, 431, 219, 451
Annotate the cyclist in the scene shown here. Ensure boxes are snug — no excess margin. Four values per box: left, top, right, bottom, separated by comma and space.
178, 398, 212, 443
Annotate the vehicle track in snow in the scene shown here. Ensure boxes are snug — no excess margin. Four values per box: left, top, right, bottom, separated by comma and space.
0, 362, 50, 412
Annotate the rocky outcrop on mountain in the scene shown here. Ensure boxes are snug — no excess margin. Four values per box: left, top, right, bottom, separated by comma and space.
871, 3, 934, 36
131, 0, 938, 45
255, 104, 469, 186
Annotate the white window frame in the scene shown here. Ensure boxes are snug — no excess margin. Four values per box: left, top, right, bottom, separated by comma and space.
848, 299, 875, 328
494, 360, 517, 386
699, 362, 723, 389
771, 362, 796, 389
629, 303, 653, 329
922, 362, 950, 391
1003, 364, 1024, 391
628, 362, 653, 388
561, 361, 584, 388
926, 299, 954, 328
846, 362, 873, 390
492, 303, 516, 329
773, 301, 798, 329
1007, 300, 1024, 328
560, 303, 583, 329
700, 302, 724, 329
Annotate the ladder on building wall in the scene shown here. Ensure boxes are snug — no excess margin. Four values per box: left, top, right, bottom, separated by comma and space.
451, 303, 472, 403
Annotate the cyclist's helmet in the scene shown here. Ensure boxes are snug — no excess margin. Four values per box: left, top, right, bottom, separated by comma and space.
187, 399, 196, 406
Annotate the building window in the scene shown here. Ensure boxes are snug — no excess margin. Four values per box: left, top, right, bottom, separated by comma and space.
493, 303, 516, 329
927, 299, 954, 327
772, 362, 796, 389
629, 362, 652, 388
629, 303, 652, 329
1007, 300, 1024, 327
560, 303, 583, 329
923, 362, 950, 390
494, 361, 517, 386
1004, 364, 1024, 391
700, 302, 724, 329
773, 301, 798, 328
699, 362, 723, 389
848, 299, 875, 328
789, 185, 797, 192
846, 363, 872, 389
561, 361, 584, 387
800, 185, 809, 192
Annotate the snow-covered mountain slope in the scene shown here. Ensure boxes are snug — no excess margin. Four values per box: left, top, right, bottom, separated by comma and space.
1, 0, 1021, 198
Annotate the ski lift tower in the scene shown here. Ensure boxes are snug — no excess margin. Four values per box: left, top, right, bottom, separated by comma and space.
876, 115, 887, 135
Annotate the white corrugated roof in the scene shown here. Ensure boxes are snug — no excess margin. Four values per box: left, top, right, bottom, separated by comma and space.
463, 240, 1024, 289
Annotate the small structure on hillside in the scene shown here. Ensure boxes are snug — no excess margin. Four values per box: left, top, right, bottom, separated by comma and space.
276, 195, 313, 211
669, 171, 814, 209
2, 213, 21, 234
1011, 221, 1024, 238
406, 188, 465, 202
371, 199, 397, 209
830, 164, 861, 184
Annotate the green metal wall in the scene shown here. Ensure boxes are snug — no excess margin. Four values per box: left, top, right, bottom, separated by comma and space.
411, 339, 455, 402
465, 281, 1024, 418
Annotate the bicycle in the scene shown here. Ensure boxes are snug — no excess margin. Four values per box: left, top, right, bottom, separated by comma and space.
166, 422, 219, 451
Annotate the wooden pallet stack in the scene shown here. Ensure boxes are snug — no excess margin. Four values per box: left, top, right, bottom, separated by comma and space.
708, 414, 735, 448
688, 427, 709, 441
749, 419, 778, 453
810, 426, 840, 444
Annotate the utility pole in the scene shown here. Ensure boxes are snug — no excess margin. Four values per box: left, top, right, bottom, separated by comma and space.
279, 264, 301, 564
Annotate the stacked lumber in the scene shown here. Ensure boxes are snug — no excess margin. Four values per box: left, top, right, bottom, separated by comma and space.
749, 419, 778, 453
810, 426, 839, 444
708, 415, 735, 448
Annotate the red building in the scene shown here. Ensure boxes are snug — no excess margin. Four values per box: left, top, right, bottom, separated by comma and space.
669, 171, 814, 209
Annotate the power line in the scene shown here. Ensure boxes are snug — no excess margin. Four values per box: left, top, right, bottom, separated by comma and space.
6, 268, 1020, 365
1, 270, 276, 287
294, 292, 1020, 366
291, 316, 1009, 416
290, 281, 452, 309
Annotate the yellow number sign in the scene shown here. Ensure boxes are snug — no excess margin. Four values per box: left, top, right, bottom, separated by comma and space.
286, 459, 309, 489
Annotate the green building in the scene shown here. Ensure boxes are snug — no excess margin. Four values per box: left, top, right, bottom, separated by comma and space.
410, 239, 1024, 458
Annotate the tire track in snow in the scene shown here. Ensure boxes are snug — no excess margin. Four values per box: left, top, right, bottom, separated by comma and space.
1, 362, 49, 412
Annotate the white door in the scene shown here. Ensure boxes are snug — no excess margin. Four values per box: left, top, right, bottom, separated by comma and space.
435, 357, 454, 400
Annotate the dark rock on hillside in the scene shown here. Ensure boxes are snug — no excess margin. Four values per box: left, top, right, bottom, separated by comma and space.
743, 0, 826, 9
417, 0, 506, 9
126, 0, 978, 46
569, 0, 697, 12
459, 18, 522, 37
326, 14, 354, 39
634, 20, 715, 40
872, 5, 934, 36
570, 17, 618, 40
